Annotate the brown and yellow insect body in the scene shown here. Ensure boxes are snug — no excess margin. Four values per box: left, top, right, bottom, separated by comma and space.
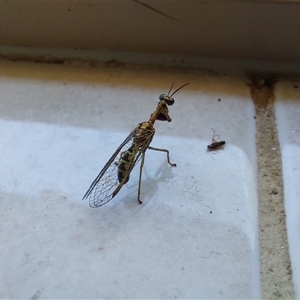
117, 122, 155, 184
83, 83, 188, 207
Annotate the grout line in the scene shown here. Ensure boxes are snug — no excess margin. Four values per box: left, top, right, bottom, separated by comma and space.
250, 80, 294, 299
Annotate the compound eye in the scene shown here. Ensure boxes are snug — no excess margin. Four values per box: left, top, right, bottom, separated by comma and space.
159, 94, 165, 101
167, 98, 175, 106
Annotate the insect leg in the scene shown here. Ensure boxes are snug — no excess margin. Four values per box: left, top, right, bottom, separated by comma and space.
138, 152, 146, 204
148, 146, 176, 167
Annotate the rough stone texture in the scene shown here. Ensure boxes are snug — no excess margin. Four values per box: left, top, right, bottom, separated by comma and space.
250, 79, 294, 299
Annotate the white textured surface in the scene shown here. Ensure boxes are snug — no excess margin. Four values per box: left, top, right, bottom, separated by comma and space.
275, 82, 300, 298
0, 60, 259, 298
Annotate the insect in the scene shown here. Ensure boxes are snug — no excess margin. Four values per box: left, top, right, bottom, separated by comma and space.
207, 128, 226, 150
83, 83, 189, 207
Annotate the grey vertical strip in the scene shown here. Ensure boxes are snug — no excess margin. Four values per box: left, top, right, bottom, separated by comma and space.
250, 80, 294, 299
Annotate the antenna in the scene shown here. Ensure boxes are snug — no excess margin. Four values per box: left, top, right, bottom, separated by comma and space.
170, 83, 189, 97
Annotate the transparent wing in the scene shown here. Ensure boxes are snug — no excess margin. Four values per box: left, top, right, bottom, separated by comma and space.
82, 127, 154, 207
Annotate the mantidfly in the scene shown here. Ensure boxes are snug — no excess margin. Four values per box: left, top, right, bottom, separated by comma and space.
83, 83, 189, 207
207, 128, 226, 150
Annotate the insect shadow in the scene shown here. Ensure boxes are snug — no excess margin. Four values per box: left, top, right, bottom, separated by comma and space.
112, 159, 176, 209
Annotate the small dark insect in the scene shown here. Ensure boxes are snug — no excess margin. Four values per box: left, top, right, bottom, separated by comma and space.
207, 128, 225, 150
83, 83, 189, 207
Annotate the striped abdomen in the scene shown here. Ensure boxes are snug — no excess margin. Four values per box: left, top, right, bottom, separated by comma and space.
117, 121, 155, 184
117, 144, 138, 184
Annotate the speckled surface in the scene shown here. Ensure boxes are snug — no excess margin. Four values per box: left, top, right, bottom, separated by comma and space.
275, 82, 300, 298
251, 82, 294, 299
0, 60, 260, 298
